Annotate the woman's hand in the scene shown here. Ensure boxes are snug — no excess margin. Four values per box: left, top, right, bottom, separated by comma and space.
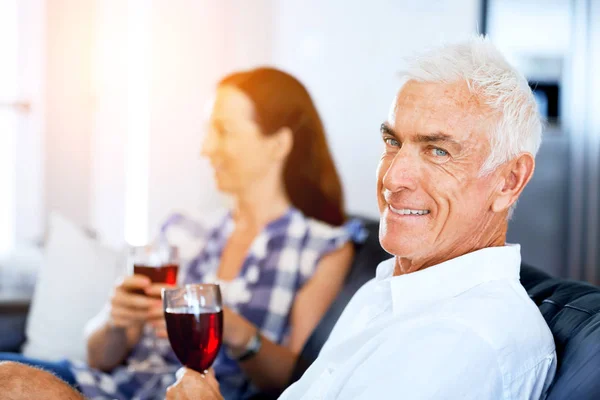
221, 306, 257, 355
166, 368, 223, 400
145, 282, 178, 338
108, 275, 155, 329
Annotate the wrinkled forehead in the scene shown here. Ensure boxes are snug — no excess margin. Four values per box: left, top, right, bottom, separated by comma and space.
388, 80, 496, 141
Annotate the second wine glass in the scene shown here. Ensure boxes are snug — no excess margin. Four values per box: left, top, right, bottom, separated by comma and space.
162, 284, 223, 373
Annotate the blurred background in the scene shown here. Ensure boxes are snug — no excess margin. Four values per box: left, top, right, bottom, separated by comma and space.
0, 0, 598, 294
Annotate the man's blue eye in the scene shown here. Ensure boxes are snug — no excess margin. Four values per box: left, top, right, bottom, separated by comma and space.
433, 148, 448, 157
385, 138, 399, 147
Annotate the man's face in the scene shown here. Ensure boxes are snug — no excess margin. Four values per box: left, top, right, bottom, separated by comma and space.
377, 80, 502, 266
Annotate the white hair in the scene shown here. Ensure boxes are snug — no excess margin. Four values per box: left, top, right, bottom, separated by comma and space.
400, 35, 542, 174
399, 35, 542, 217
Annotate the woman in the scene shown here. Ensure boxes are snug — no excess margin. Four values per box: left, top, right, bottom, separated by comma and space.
2, 67, 361, 399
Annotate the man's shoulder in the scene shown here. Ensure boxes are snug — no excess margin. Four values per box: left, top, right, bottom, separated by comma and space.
448, 279, 550, 332
443, 279, 556, 375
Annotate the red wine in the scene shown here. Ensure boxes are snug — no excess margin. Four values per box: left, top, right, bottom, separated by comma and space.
165, 308, 223, 372
134, 263, 179, 285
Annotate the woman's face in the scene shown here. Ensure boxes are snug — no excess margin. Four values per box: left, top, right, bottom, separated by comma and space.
202, 86, 282, 195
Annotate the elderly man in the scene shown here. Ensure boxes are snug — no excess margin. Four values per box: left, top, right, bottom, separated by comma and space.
166, 36, 557, 399
0, 36, 556, 400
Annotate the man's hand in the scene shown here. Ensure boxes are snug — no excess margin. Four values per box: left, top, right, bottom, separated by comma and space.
166, 368, 223, 400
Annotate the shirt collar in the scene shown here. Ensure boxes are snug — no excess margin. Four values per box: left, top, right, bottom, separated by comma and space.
375, 244, 521, 316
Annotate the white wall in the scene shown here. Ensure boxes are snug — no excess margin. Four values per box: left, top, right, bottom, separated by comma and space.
90, 0, 128, 247
0, 0, 20, 254
146, 1, 230, 239
44, 0, 95, 231
488, 0, 571, 81
15, 0, 46, 244
221, 0, 274, 72
489, 0, 571, 59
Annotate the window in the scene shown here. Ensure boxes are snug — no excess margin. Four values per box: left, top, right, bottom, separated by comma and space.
0, 0, 19, 255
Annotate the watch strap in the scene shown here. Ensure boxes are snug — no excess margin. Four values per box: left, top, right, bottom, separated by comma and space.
231, 331, 262, 362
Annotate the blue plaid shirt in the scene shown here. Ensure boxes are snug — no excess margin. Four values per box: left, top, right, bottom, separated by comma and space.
69, 208, 364, 400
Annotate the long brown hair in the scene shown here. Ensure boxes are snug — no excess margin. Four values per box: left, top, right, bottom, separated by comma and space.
219, 67, 345, 226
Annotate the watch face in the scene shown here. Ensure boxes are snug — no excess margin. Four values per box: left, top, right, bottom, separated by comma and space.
225, 332, 262, 361
248, 334, 260, 350
237, 332, 262, 362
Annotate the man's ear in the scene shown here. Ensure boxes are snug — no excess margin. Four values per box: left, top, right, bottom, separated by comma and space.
491, 153, 535, 213
269, 127, 293, 162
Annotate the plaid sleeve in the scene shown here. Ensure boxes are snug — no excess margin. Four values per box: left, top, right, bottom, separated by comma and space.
297, 218, 366, 288
158, 209, 230, 274
159, 212, 208, 239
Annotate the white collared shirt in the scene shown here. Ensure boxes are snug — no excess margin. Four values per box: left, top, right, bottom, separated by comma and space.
280, 245, 557, 400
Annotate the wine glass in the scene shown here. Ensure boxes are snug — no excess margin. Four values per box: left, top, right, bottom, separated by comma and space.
127, 243, 179, 372
128, 244, 179, 286
162, 284, 223, 373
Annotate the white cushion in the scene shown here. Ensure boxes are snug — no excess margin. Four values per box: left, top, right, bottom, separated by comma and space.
22, 212, 124, 362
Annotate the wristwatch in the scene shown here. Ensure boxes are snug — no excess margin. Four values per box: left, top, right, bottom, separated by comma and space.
228, 331, 262, 362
